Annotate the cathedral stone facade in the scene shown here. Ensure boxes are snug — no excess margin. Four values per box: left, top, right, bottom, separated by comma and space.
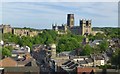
52, 14, 92, 36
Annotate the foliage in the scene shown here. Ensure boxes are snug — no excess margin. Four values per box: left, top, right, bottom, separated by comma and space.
94, 33, 106, 40
5, 46, 13, 51
93, 27, 120, 39
80, 44, 93, 56
2, 47, 11, 57
3, 30, 57, 49
87, 33, 106, 41
3, 27, 118, 55
99, 64, 114, 69
3, 33, 19, 43
111, 49, 120, 68
98, 40, 109, 52
57, 37, 81, 53
87, 34, 95, 41
56, 31, 84, 53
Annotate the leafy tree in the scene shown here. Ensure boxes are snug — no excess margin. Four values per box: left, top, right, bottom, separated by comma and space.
99, 64, 113, 69
2, 47, 11, 57
87, 34, 95, 41
98, 40, 109, 52
57, 37, 80, 53
5, 46, 13, 51
111, 49, 120, 68
81, 44, 93, 56
1, 29, 86, 53
94, 33, 106, 40
71, 34, 84, 42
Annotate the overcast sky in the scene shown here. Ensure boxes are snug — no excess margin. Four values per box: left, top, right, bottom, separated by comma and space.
0, 2, 118, 29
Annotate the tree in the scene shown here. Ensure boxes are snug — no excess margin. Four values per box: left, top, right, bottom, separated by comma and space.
94, 33, 106, 40
57, 37, 80, 53
87, 34, 95, 41
3, 33, 19, 44
81, 44, 93, 56
71, 34, 84, 42
111, 49, 120, 68
5, 46, 13, 51
2, 47, 11, 57
98, 40, 109, 52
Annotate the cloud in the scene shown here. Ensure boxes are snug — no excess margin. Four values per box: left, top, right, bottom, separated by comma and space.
1, 0, 119, 2
1, 2, 118, 29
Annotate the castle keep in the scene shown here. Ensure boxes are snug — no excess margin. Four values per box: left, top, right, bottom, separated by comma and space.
0, 25, 12, 34
0, 24, 38, 37
52, 14, 92, 35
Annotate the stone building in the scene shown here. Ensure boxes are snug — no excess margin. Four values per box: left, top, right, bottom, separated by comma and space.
52, 24, 67, 32
0, 24, 12, 34
67, 14, 74, 28
28, 30, 38, 37
80, 19, 92, 35
52, 14, 92, 36
50, 44, 56, 59
0, 24, 39, 37
13, 28, 38, 37
52, 24, 68, 34
13, 28, 29, 37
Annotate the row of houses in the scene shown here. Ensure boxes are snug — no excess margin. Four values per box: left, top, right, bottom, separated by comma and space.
52, 55, 105, 72
0, 52, 40, 74
48, 54, 120, 74
0, 41, 40, 74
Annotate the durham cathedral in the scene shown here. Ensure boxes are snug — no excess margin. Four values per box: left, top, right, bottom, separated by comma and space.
52, 14, 92, 36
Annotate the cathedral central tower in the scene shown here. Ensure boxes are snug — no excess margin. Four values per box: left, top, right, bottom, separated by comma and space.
67, 14, 74, 28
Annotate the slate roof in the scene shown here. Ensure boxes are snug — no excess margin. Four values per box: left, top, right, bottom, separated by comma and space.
86, 58, 93, 63
62, 60, 71, 65
69, 63, 78, 69
91, 54, 104, 60
66, 62, 74, 67
79, 60, 87, 64
12, 49, 28, 54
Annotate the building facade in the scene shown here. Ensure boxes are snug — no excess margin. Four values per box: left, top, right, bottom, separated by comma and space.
13, 28, 38, 37
0, 24, 39, 37
0, 24, 12, 34
80, 19, 92, 35
67, 14, 74, 28
52, 14, 92, 36
50, 44, 56, 59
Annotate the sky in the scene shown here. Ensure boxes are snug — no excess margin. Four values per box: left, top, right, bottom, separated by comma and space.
0, 2, 118, 29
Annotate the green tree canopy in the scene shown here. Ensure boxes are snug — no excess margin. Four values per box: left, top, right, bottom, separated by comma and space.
98, 40, 109, 52
57, 37, 80, 53
80, 44, 93, 56
111, 48, 120, 68
2, 47, 11, 57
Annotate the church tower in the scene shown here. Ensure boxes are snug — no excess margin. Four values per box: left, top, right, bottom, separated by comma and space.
80, 19, 92, 36
67, 14, 74, 28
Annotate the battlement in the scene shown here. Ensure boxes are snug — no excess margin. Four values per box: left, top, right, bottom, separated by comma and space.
80, 19, 91, 24
80, 19, 92, 35
0, 24, 38, 37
